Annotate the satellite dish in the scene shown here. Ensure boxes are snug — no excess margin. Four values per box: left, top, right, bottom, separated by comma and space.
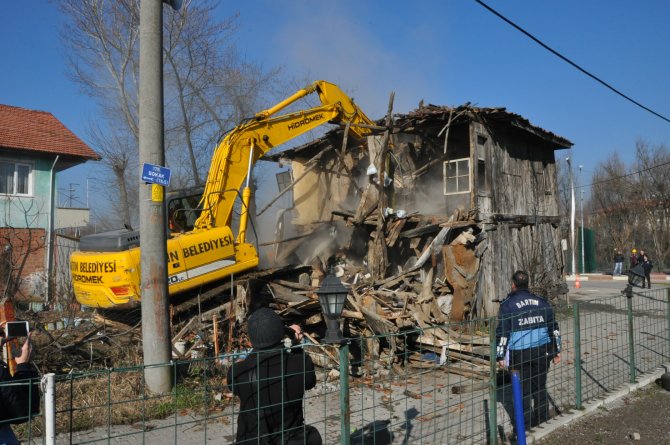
163, 0, 182, 10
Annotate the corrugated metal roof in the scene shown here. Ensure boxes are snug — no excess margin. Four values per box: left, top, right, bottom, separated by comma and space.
0, 104, 100, 160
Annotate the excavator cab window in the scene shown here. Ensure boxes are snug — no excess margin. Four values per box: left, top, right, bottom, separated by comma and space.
167, 191, 203, 233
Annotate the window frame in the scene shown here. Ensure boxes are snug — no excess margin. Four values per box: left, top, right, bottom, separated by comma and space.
0, 161, 33, 197
443, 157, 471, 196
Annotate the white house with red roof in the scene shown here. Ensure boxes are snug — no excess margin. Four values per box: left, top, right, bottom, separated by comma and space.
0, 104, 100, 300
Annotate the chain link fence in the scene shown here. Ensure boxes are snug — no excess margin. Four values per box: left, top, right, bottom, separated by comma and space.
3, 288, 669, 444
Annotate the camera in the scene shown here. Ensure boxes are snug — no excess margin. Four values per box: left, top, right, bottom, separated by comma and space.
5, 321, 29, 338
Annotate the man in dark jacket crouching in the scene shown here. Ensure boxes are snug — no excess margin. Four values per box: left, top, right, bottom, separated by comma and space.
227, 308, 321, 445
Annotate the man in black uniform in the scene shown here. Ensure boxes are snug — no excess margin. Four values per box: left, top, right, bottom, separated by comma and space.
227, 308, 321, 445
496, 271, 561, 432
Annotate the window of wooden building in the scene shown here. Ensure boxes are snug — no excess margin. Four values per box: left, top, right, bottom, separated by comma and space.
444, 158, 470, 195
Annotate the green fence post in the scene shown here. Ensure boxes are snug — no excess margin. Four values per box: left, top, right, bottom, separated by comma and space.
573, 302, 582, 410
340, 342, 351, 445
666, 288, 670, 360
626, 294, 637, 383
489, 317, 498, 445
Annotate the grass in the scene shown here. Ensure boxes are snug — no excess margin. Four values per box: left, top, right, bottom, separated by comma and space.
37, 362, 233, 435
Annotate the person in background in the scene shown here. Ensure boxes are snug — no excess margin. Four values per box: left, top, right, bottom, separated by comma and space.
629, 249, 638, 269
496, 271, 561, 440
613, 250, 624, 276
637, 249, 646, 265
640, 254, 653, 289
226, 308, 322, 445
0, 325, 40, 445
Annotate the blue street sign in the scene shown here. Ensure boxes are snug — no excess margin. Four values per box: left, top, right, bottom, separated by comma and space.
141, 163, 171, 187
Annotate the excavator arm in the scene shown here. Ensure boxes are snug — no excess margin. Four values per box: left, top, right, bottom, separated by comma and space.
195, 80, 375, 233
70, 80, 374, 309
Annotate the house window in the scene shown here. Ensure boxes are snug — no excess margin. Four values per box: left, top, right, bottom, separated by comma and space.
275, 170, 294, 208
0, 162, 32, 196
443, 158, 470, 195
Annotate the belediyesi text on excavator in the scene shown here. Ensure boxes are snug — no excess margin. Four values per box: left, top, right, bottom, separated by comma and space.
70, 80, 374, 309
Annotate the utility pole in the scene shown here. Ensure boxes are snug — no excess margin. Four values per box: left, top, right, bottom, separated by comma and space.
566, 157, 576, 277
579, 165, 585, 274
138, 0, 181, 394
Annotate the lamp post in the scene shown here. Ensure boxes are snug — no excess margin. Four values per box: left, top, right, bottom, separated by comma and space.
622, 263, 645, 383
316, 274, 350, 445
579, 165, 585, 274
566, 157, 576, 277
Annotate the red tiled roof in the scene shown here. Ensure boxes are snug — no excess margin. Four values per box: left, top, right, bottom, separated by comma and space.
0, 104, 100, 160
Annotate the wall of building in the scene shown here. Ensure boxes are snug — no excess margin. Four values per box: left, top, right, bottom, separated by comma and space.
488, 126, 559, 217
476, 125, 564, 315
0, 154, 55, 230
0, 227, 46, 299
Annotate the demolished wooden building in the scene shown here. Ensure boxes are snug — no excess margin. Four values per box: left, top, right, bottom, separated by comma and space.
33, 104, 574, 374
263, 103, 573, 321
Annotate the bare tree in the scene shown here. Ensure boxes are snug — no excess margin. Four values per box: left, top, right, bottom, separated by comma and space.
634, 140, 670, 270
59, 0, 141, 228
589, 153, 637, 266
587, 142, 670, 272
58, 0, 285, 223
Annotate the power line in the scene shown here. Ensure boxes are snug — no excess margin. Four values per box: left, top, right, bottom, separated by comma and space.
474, 0, 670, 125
561, 159, 670, 192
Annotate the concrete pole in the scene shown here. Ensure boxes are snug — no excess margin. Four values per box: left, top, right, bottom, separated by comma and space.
139, 0, 172, 393
566, 157, 576, 277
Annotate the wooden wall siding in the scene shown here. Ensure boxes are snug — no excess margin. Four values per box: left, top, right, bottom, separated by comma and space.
477, 220, 564, 317
494, 128, 560, 217
411, 124, 472, 216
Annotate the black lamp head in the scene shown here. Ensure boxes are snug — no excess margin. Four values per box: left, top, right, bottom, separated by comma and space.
316, 273, 348, 344
628, 264, 646, 288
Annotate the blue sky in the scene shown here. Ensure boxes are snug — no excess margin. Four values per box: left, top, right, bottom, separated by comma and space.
1, 0, 669, 210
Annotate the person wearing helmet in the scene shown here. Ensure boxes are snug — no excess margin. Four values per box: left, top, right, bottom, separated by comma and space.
226, 308, 322, 445
630, 249, 638, 269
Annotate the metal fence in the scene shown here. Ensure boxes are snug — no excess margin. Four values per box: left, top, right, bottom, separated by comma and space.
4, 287, 670, 444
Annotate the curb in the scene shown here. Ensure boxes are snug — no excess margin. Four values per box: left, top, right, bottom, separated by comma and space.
564, 274, 670, 282
526, 364, 670, 444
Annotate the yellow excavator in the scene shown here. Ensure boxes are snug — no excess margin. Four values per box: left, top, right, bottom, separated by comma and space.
70, 80, 375, 309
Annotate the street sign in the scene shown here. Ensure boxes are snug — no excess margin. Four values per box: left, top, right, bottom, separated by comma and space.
141, 163, 171, 187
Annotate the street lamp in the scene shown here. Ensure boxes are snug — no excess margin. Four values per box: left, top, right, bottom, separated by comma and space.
316, 272, 351, 445
316, 274, 348, 344
624, 264, 646, 296
622, 262, 646, 383
566, 157, 576, 277
579, 165, 585, 274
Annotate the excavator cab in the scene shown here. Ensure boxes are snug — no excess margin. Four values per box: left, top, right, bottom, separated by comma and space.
167, 187, 203, 234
